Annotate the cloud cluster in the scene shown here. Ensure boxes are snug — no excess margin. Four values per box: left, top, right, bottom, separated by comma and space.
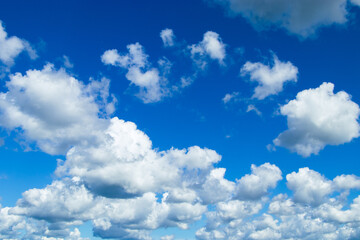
0, 21, 37, 66
196, 167, 360, 240
102, 30, 228, 103
207, 0, 360, 37
241, 54, 298, 100
273, 82, 360, 157
102, 43, 168, 103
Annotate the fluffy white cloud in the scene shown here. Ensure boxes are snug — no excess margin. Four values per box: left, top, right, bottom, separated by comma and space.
160, 28, 175, 47
189, 31, 226, 69
0, 64, 115, 154
286, 167, 333, 206
333, 174, 360, 190
101, 43, 170, 103
0, 20, 37, 66
56, 117, 225, 201
207, 0, 359, 38
235, 163, 282, 200
241, 54, 298, 100
273, 82, 360, 157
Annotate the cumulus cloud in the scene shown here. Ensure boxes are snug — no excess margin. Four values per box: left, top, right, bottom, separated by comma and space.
189, 31, 226, 69
0, 64, 115, 154
160, 28, 175, 47
0, 20, 37, 66
286, 167, 333, 206
241, 54, 298, 100
273, 82, 360, 157
56, 117, 224, 200
196, 167, 360, 240
4, 154, 360, 239
101, 43, 170, 103
207, 0, 360, 38
235, 163, 282, 200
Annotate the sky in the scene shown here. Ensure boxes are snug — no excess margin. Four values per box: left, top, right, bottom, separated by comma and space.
1, 0, 360, 239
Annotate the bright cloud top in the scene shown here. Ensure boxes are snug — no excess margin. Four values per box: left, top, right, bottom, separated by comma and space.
189, 31, 226, 69
0, 21, 37, 66
0, 64, 115, 155
241, 54, 298, 100
273, 82, 360, 157
160, 28, 175, 47
196, 166, 360, 240
207, 0, 360, 38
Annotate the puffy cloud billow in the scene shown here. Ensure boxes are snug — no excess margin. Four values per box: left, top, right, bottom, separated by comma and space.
273, 82, 360, 157
0, 64, 115, 155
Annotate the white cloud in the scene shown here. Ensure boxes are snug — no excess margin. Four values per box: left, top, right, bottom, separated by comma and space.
235, 163, 282, 200
222, 91, 239, 104
189, 31, 226, 69
286, 167, 333, 206
160, 28, 175, 47
247, 104, 262, 116
333, 174, 360, 190
56, 117, 226, 202
161, 235, 174, 240
63, 55, 74, 68
0, 64, 115, 155
0, 20, 37, 66
241, 54, 298, 100
273, 82, 360, 157
5, 157, 360, 239
207, 0, 359, 38
101, 43, 169, 103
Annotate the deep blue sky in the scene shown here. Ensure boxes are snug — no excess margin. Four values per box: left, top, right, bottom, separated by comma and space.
1, 1, 360, 239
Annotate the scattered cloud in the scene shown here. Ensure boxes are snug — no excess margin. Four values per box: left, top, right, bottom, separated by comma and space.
189, 31, 226, 69
241, 54, 298, 100
235, 163, 282, 200
246, 104, 261, 116
273, 82, 360, 157
160, 28, 175, 47
206, 0, 360, 38
63, 55, 74, 68
102, 43, 170, 103
0, 21, 37, 67
222, 91, 240, 104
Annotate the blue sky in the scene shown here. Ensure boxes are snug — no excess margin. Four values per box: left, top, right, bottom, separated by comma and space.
1, 0, 360, 239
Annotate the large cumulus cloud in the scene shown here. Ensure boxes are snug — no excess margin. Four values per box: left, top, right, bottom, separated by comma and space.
273, 82, 360, 157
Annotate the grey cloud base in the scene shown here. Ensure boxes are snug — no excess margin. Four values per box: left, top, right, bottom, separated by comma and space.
207, 0, 360, 38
